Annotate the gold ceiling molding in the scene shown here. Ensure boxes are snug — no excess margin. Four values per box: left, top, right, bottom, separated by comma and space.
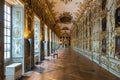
5, 0, 22, 5
61, 31, 69, 36
61, 0, 72, 4
76, 2, 84, 13
58, 12, 72, 23
39, 0, 56, 29
59, 12, 72, 18
76, 0, 94, 22
62, 27, 69, 30
45, 0, 56, 23
45, 0, 89, 36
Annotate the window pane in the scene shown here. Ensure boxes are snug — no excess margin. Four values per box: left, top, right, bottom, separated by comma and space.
4, 52, 7, 59
7, 29, 11, 36
4, 44, 6, 51
6, 51, 10, 58
4, 28, 6, 35
4, 21, 6, 27
7, 44, 10, 51
4, 36, 7, 43
6, 6, 10, 14
4, 13, 6, 20
6, 22, 11, 28
4, 5, 6, 12
7, 37, 10, 43
7, 14, 10, 21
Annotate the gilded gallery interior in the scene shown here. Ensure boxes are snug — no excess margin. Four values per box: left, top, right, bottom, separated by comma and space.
0, 0, 120, 80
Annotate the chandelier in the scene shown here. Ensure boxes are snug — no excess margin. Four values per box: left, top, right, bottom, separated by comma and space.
61, 0, 72, 4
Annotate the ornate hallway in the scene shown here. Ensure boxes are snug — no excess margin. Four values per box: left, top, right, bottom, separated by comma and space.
20, 48, 120, 80
1, 0, 120, 80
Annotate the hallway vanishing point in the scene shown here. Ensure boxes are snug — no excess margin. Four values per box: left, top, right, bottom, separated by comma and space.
20, 48, 120, 80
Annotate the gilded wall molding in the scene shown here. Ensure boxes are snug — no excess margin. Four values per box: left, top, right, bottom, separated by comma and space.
117, 0, 120, 8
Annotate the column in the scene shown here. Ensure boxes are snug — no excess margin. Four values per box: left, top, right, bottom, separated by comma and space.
40, 21, 45, 60
51, 31, 55, 52
24, 5, 34, 71
49, 29, 52, 55
47, 28, 50, 56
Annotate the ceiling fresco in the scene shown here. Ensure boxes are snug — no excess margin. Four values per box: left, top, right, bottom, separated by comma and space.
6, 0, 86, 37
46, 0, 84, 36
47, 0, 83, 21
6, 0, 23, 5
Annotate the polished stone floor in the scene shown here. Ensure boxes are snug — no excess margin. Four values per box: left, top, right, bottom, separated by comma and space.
20, 48, 120, 80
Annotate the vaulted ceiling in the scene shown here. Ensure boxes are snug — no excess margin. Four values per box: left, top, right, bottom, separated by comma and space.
6, 0, 88, 37
46, 0, 84, 36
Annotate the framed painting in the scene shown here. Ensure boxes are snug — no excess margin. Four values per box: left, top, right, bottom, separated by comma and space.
102, 0, 106, 10
116, 7, 120, 27
102, 17, 106, 32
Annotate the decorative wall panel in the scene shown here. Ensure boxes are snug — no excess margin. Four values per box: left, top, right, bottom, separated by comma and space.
34, 19, 40, 62
12, 6, 24, 57
12, 6, 24, 73
34, 20, 40, 53
44, 25, 48, 56
71, 0, 120, 78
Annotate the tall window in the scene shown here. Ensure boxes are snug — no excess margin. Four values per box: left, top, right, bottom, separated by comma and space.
4, 4, 11, 60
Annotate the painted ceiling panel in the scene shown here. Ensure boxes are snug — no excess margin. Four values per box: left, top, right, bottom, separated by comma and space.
48, 0, 83, 21
47, 0, 84, 35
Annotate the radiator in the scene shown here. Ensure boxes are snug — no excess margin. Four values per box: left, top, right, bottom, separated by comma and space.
5, 63, 22, 80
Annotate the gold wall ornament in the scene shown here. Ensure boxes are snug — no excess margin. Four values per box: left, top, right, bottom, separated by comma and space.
117, 0, 120, 8
61, 0, 72, 4
115, 28, 120, 35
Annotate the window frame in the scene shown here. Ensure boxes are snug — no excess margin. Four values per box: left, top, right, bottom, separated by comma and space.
4, 2, 12, 61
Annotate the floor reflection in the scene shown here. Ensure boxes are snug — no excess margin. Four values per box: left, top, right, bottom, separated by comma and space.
20, 48, 120, 80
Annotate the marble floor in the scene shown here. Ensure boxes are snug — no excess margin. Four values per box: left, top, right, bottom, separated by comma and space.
20, 48, 120, 80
